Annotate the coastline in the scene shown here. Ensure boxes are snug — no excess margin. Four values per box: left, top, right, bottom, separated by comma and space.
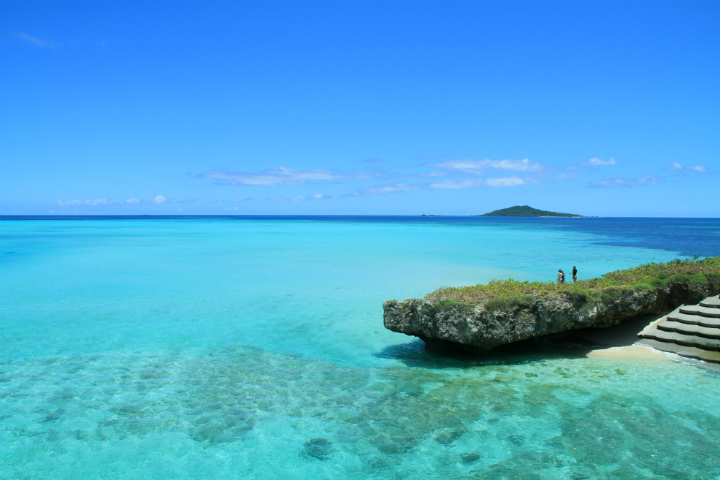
577, 311, 672, 361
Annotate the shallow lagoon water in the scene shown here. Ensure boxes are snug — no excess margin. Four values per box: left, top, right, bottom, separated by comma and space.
1, 217, 719, 478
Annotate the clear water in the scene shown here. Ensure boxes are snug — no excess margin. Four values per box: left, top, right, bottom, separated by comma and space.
1, 216, 719, 479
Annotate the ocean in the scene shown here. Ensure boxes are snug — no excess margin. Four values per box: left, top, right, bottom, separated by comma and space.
1, 216, 719, 479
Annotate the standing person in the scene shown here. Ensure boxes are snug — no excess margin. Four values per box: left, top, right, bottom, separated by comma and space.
572, 266, 578, 283
557, 269, 565, 283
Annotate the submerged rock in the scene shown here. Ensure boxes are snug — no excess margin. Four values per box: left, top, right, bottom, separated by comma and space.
302, 438, 334, 460
384, 277, 720, 353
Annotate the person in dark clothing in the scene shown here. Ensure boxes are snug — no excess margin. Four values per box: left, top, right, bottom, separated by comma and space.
572, 266, 577, 283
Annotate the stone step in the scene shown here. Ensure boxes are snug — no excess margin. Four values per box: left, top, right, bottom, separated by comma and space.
636, 339, 720, 364
657, 320, 720, 339
640, 326, 720, 351
679, 305, 720, 318
700, 296, 720, 308
667, 311, 720, 328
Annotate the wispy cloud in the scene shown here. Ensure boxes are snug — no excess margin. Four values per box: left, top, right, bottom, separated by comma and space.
429, 179, 483, 189
671, 162, 707, 173
11, 31, 58, 48
56, 196, 194, 206
398, 171, 446, 179
269, 193, 340, 202
430, 158, 543, 173
589, 175, 665, 188
486, 177, 526, 187
199, 167, 371, 186
360, 184, 418, 195
270, 183, 419, 202
430, 177, 525, 188
212, 197, 251, 203
586, 157, 616, 166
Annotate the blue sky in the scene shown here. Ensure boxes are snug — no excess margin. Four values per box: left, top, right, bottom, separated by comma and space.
1, 0, 718, 216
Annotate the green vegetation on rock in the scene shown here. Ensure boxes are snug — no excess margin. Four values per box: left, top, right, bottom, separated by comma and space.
385, 256, 720, 352
425, 256, 720, 304
479, 205, 582, 217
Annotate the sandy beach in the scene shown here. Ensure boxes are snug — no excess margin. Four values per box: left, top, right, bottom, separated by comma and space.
575, 311, 674, 361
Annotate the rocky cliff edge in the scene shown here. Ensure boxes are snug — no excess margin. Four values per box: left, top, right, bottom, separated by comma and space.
383, 275, 720, 352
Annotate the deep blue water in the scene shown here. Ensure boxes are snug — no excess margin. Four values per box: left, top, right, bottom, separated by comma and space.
1, 216, 718, 479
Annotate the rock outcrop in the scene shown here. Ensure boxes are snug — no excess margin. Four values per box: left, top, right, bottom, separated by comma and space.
384, 276, 720, 352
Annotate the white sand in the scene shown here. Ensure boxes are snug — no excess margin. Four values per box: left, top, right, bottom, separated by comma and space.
587, 344, 672, 361
572, 310, 675, 361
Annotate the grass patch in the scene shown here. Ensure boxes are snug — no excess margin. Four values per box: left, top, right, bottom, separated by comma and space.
484, 295, 537, 312
420, 299, 475, 316
424, 256, 720, 304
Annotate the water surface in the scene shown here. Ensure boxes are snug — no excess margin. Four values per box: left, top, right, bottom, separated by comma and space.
1, 216, 718, 478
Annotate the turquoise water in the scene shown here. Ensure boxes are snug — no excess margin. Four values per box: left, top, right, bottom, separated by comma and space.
1, 217, 719, 479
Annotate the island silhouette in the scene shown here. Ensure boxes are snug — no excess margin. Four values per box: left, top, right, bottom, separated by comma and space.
478, 205, 583, 217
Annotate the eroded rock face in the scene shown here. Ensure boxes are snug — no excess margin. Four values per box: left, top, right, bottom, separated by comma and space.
383, 278, 720, 352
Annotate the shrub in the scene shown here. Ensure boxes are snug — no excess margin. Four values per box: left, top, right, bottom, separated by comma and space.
423, 256, 720, 304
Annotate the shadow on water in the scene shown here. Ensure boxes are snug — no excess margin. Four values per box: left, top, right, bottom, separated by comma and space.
375, 311, 677, 369
374, 338, 593, 369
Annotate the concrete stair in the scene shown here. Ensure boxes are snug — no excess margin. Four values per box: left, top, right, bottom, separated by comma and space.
678, 305, 720, 318
700, 296, 720, 308
638, 295, 720, 364
666, 310, 720, 328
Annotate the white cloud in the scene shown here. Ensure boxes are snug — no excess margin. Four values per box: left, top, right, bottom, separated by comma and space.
212, 197, 251, 203
56, 196, 192, 207
486, 177, 525, 187
272, 184, 419, 200
431, 158, 542, 173
586, 157, 616, 166
672, 163, 707, 173
430, 177, 525, 188
361, 184, 418, 195
199, 167, 371, 186
11, 31, 57, 48
589, 175, 665, 188
430, 179, 484, 189
267, 195, 328, 202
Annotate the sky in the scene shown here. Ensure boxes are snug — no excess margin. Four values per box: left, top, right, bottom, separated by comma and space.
1, 0, 718, 216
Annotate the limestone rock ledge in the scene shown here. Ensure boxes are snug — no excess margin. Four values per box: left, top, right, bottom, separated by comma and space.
383, 278, 720, 352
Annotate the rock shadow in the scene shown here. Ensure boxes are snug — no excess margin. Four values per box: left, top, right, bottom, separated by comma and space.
376, 312, 673, 368
374, 338, 594, 369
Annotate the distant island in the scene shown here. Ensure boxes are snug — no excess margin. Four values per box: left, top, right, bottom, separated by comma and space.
477, 205, 583, 217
